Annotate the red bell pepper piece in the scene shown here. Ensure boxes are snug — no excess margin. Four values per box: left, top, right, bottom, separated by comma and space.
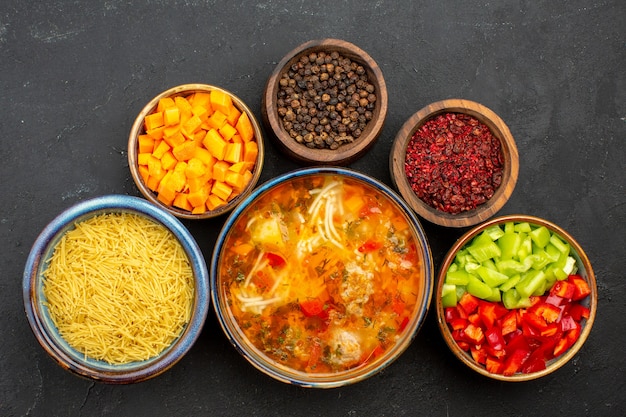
445, 307, 460, 322
398, 316, 410, 332
502, 348, 531, 376
478, 301, 508, 329
449, 318, 469, 331
500, 310, 518, 336
568, 304, 590, 321
463, 323, 485, 345
506, 332, 530, 352
471, 346, 488, 365
521, 356, 547, 374
550, 280, 576, 299
553, 321, 581, 357
568, 274, 591, 301
300, 299, 325, 317
468, 313, 482, 327
560, 314, 578, 332
358, 239, 383, 253
265, 252, 286, 268
545, 293, 564, 307
524, 311, 548, 331
539, 323, 560, 337
458, 292, 480, 315
485, 326, 505, 351
485, 355, 505, 374
531, 302, 562, 324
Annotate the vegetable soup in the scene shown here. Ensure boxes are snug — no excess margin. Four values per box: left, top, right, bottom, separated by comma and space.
217, 173, 426, 374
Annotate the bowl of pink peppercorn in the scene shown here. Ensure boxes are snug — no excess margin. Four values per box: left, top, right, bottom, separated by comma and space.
389, 99, 519, 228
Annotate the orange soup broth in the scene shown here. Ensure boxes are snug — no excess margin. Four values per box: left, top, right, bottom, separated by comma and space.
219, 174, 424, 374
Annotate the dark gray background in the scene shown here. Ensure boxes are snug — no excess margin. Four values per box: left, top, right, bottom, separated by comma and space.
1, 1, 624, 416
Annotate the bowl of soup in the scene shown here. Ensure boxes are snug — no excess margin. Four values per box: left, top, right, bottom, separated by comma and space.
210, 167, 434, 388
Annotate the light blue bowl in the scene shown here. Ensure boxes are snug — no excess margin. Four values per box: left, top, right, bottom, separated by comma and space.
23, 195, 209, 383
211, 167, 434, 388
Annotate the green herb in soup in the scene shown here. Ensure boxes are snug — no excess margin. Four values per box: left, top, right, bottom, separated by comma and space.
219, 174, 424, 373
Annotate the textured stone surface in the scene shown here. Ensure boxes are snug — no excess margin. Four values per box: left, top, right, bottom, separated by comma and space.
1, 1, 624, 416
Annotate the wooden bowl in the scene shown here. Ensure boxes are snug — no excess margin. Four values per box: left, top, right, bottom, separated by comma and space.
390, 99, 519, 228
435, 215, 597, 381
128, 84, 264, 219
262, 39, 388, 166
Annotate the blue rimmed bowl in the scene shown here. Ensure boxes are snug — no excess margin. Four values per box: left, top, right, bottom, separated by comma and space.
23, 195, 209, 383
210, 167, 433, 388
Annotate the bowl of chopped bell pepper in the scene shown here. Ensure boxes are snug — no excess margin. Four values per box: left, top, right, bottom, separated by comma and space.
435, 214, 597, 381
128, 84, 265, 219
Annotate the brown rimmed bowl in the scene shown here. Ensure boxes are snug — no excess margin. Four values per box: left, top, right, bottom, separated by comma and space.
262, 39, 388, 166
128, 83, 265, 219
390, 99, 519, 228
435, 214, 597, 381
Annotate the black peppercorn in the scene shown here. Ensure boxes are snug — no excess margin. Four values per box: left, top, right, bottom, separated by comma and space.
276, 49, 377, 151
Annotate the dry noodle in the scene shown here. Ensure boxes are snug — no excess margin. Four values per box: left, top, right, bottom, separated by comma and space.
42, 212, 194, 364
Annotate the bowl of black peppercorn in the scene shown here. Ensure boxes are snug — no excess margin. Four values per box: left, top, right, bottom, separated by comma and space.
262, 39, 388, 166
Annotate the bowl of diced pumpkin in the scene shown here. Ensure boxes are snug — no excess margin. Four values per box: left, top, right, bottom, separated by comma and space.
128, 84, 265, 219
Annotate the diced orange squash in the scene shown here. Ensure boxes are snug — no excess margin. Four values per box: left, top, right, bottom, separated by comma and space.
162, 131, 186, 148
138, 165, 150, 184
243, 141, 258, 163
210, 89, 233, 116
206, 110, 228, 130
144, 112, 164, 131
173, 193, 193, 212
187, 173, 211, 193
226, 105, 242, 126
157, 97, 176, 112
163, 106, 180, 126
203, 129, 228, 160
163, 124, 181, 140
193, 130, 207, 147
212, 181, 232, 201
193, 146, 216, 169
147, 175, 160, 191
219, 123, 237, 142
185, 158, 206, 179
225, 170, 244, 189
183, 115, 203, 136
206, 194, 227, 211
228, 161, 247, 174
160, 151, 178, 170
172, 141, 197, 161
236, 112, 255, 142
175, 96, 192, 116
191, 104, 209, 120
192, 204, 207, 215
146, 126, 165, 140
157, 188, 175, 206
138, 152, 152, 166
169, 170, 187, 192
212, 160, 230, 183
152, 141, 171, 159
187, 184, 210, 208
191, 92, 211, 109
224, 142, 243, 164
240, 169, 253, 190
174, 161, 188, 173
138, 135, 155, 153
231, 134, 243, 144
